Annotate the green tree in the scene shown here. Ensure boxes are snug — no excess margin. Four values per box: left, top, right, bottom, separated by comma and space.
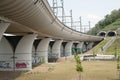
87, 8, 120, 35
74, 52, 83, 80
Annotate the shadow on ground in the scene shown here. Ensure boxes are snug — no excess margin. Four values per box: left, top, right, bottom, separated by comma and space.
0, 71, 26, 80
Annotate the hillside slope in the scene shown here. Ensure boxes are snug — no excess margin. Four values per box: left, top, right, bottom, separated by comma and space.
85, 37, 120, 55
85, 37, 111, 54
87, 9, 120, 35
102, 19, 120, 31
87, 18, 120, 35
105, 37, 120, 55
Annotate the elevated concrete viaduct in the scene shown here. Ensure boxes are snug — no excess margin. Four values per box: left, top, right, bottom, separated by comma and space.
0, 0, 103, 71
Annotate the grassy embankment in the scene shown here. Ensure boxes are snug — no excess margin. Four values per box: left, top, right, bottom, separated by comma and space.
102, 19, 120, 31
106, 37, 120, 55
85, 37, 111, 54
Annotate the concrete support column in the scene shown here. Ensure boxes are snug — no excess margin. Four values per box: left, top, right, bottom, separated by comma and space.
65, 41, 73, 56
52, 40, 63, 58
0, 37, 13, 71
77, 42, 84, 48
15, 34, 37, 71
32, 46, 36, 64
60, 45, 64, 57
48, 45, 52, 59
77, 42, 84, 54
36, 38, 51, 63
83, 42, 87, 52
87, 42, 94, 50
0, 22, 10, 40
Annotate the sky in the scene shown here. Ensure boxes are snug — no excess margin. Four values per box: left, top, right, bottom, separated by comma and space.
48, 0, 120, 31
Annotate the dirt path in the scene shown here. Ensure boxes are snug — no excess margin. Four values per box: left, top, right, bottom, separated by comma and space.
0, 61, 117, 80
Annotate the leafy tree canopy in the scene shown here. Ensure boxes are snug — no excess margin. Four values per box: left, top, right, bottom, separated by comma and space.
87, 8, 120, 35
